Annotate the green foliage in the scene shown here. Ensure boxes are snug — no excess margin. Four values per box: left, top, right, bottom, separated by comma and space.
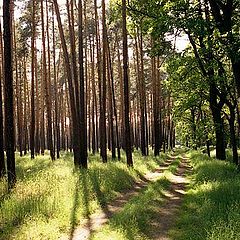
166, 52, 214, 147
170, 150, 240, 240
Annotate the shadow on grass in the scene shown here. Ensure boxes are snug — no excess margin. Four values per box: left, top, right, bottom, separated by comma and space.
0, 189, 50, 240
70, 170, 92, 240
69, 164, 138, 239
15, 161, 53, 181
105, 177, 171, 240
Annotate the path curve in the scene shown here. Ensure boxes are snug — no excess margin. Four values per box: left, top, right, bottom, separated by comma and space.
61, 157, 178, 240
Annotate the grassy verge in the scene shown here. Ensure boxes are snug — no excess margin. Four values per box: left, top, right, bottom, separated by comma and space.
91, 155, 182, 240
0, 150, 167, 240
169, 150, 240, 240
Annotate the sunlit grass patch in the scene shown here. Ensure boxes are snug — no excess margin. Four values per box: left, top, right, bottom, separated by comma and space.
167, 159, 181, 174
0, 150, 168, 240
91, 176, 171, 240
170, 150, 240, 240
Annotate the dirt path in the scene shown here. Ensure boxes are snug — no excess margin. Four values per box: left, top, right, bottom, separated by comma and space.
61, 156, 191, 240
148, 156, 192, 240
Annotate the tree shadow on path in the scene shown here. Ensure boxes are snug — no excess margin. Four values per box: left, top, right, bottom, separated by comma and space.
70, 170, 92, 240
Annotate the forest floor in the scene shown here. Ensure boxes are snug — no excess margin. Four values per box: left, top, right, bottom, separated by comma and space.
66, 154, 192, 240
2, 149, 240, 240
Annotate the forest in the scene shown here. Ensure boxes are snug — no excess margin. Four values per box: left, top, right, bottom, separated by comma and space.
0, 0, 240, 239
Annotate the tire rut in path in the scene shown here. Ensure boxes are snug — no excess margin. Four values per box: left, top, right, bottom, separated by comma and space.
148, 156, 192, 240
62, 158, 177, 240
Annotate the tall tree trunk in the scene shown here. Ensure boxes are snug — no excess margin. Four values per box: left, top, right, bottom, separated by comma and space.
40, 52, 45, 155
3, 0, 16, 188
90, 36, 96, 154
138, 29, 147, 156
30, 0, 36, 159
226, 102, 238, 165
152, 55, 160, 156
209, 83, 226, 160
13, 25, 23, 157
52, 4, 60, 159
53, 0, 82, 167
116, 38, 125, 149
122, 0, 133, 167
78, 0, 88, 168
108, 38, 121, 159
41, 0, 54, 160
35, 47, 40, 155
100, 0, 107, 162
0, 22, 5, 177
94, 0, 101, 153
106, 40, 116, 159
23, 57, 28, 155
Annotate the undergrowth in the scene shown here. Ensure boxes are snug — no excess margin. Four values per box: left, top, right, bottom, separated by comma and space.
0, 150, 167, 240
170, 150, 240, 240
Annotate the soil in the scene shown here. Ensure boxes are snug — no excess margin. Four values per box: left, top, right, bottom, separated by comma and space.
148, 156, 192, 240
61, 155, 192, 240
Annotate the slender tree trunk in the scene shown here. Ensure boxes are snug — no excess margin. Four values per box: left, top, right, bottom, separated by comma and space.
53, 0, 81, 166
117, 38, 125, 149
13, 25, 23, 157
78, 0, 88, 168
30, 0, 36, 159
90, 36, 96, 154
41, 0, 55, 160
100, 0, 107, 162
108, 38, 121, 159
35, 47, 40, 155
152, 55, 160, 156
227, 104, 238, 165
138, 30, 146, 156
122, 0, 133, 167
0, 22, 5, 177
15, 59, 23, 157
52, 4, 60, 159
106, 40, 116, 159
40, 52, 45, 155
23, 57, 28, 155
3, 0, 16, 188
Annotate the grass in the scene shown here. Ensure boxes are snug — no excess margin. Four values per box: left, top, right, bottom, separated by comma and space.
0, 150, 168, 240
169, 150, 240, 240
91, 174, 171, 240
91, 154, 182, 240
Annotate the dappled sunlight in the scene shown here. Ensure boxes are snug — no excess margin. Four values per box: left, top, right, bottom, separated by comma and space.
169, 150, 240, 240
90, 155, 191, 240
0, 150, 174, 240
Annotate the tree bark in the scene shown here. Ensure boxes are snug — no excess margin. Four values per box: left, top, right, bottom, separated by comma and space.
100, 0, 107, 162
53, 0, 82, 166
41, 0, 55, 160
0, 22, 5, 177
209, 83, 226, 160
30, 0, 36, 159
52, 3, 60, 159
122, 0, 133, 167
3, 0, 16, 188
78, 0, 88, 168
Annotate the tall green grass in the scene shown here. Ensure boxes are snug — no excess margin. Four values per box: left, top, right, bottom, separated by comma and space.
170, 150, 240, 240
0, 150, 167, 240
